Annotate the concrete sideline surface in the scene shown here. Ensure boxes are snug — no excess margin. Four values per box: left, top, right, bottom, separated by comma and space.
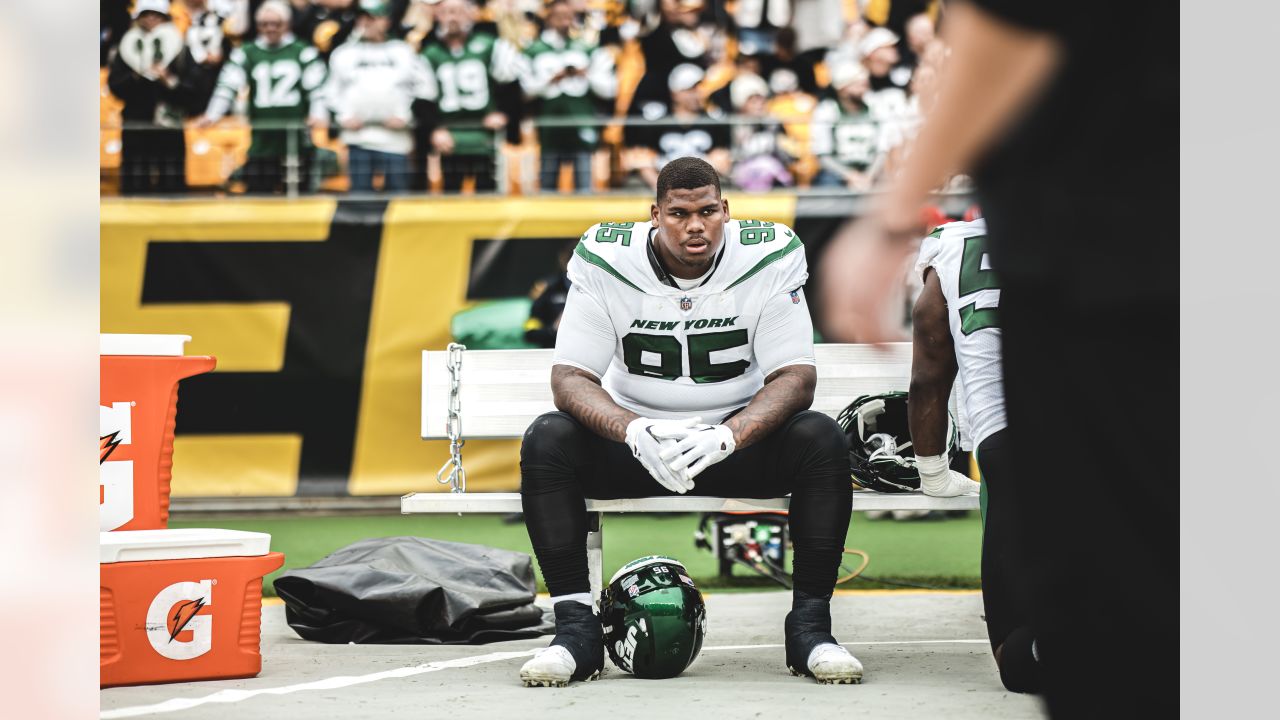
101, 591, 1045, 719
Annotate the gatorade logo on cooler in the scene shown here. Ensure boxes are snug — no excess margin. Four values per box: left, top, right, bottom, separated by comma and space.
100, 402, 135, 531
145, 580, 214, 661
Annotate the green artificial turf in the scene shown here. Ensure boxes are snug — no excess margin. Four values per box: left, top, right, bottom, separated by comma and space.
170, 511, 982, 595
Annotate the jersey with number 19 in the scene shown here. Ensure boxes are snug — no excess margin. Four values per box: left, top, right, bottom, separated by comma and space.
915, 218, 1006, 448
554, 219, 814, 421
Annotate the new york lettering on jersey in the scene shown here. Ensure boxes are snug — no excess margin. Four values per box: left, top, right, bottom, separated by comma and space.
557, 219, 813, 421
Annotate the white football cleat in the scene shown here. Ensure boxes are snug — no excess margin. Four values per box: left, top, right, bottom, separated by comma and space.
519, 646, 600, 688
803, 643, 863, 685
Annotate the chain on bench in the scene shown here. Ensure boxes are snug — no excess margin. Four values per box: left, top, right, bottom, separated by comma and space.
436, 342, 467, 493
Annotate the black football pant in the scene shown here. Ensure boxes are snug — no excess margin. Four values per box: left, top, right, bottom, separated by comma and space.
998, 278, 1177, 717
976, 429, 1027, 648
974, 428, 1040, 692
520, 410, 852, 600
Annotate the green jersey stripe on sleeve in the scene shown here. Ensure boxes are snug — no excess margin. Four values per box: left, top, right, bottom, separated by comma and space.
725, 235, 804, 290
574, 242, 642, 292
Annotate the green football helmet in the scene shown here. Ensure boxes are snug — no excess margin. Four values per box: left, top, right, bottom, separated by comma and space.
837, 391, 959, 493
600, 555, 706, 679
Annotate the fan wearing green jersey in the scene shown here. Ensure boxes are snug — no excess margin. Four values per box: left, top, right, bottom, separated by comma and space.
521, 0, 617, 192
197, 0, 329, 193
421, 0, 528, 192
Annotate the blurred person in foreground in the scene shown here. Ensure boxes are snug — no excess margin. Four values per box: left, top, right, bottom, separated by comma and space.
421, 0, 527, 192
197, 0, 329, 193
108, 0, 205, 194
517, 157, 861, 687
522, 0, 617, 193
819, 2, 1176, 716
326, 0, 440, 192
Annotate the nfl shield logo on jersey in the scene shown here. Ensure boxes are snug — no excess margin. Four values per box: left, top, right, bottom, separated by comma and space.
680, 296, 693, 311
790, 289, 801, 304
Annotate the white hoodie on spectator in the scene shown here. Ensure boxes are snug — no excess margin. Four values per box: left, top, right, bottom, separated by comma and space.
325, 37, 439, 155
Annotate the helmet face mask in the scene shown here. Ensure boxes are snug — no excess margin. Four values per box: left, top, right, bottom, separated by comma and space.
837, 391, 958, 493
600, 555, 707, 679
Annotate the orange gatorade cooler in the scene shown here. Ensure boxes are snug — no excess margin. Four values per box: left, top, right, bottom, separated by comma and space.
100, 529, 285, 687
100, 334, 216, 531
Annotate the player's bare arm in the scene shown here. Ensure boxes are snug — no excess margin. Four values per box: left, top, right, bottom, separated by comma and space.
725, 363, 817, 450
551, 364, 638, 443
908, 268, 958, 455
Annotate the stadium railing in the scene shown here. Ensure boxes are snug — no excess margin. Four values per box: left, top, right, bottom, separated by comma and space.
404, 343, 979, 596
99, 113, 923, 198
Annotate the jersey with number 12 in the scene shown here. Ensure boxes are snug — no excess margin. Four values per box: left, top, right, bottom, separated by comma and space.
212, 39, 327, 156
554, 219, 814, 421
915, 218, 1006, 448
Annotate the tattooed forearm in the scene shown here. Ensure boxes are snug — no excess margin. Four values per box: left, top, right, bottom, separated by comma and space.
551, 364, 639, 442
725, 365, 817, 450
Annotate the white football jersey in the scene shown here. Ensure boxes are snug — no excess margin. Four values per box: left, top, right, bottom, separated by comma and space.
554, 219, 814, 421
914, 218, 1007, 449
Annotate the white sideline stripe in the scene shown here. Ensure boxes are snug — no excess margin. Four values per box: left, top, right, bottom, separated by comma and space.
99, 649, 538, 719
101, 640, 990, 718
702, 640, 988, 651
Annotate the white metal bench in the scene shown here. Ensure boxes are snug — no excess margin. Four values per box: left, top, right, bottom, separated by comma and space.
403, 343, 979, 594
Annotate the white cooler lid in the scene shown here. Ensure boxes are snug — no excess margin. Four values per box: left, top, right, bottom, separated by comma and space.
100, 529, 272, 564
101, 334, 192, 357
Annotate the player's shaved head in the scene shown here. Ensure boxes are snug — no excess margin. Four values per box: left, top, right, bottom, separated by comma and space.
656, 157, 721, 205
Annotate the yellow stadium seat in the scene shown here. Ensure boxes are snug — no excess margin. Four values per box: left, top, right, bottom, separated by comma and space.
185, 126, 229, 187
101, 127, 123, 170
613, 40, 645, 117
767, 93, 820, 188
101, 68, 123, 126
312, 128, 351, 193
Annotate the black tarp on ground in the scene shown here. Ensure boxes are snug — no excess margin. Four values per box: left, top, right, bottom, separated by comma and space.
273, 536, 554, 644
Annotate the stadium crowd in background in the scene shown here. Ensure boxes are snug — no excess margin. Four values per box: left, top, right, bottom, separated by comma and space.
195, 0, 330, 192
100, 0, 949, 195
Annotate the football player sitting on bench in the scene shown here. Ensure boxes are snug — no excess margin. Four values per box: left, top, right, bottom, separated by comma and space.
518, 157, 862, 687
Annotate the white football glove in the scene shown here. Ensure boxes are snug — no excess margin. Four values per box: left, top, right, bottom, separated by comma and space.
659, 423, 736, 480
625, 417, 699, 494
915, 454, 981, 497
